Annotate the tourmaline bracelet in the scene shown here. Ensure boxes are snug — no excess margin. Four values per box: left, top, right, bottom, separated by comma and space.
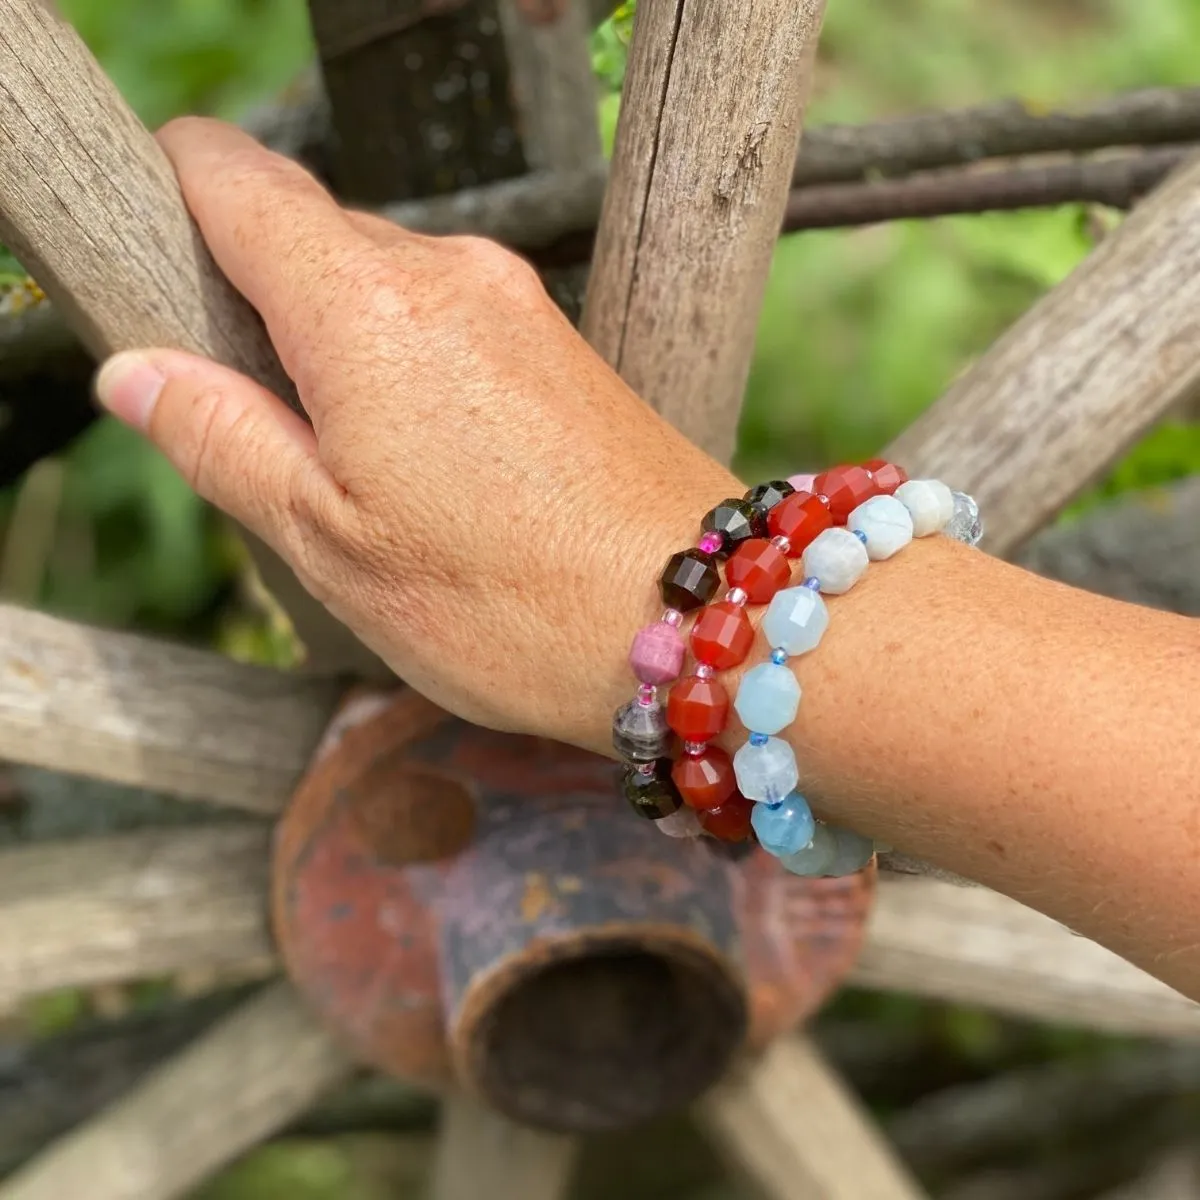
615, 481, 800, 841
734, 463, 984, 877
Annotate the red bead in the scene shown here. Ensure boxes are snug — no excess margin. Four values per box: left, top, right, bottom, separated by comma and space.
672, 748, 737, 811
667, 675, 730, 741
863, 458, 908, 496
767, 491, 832, 554
690, 601, 754, 670
813, 465, 877, 522
699, 793, 755, 842
726, 538, 791, 604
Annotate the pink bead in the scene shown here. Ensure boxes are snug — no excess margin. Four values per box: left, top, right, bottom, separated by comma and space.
662, 609, 684, 628
629, 622, 685, 685
698, 531, 724, 555
726, 587, 748, 607
636, 683, 657, 707
787, 473, 817, 494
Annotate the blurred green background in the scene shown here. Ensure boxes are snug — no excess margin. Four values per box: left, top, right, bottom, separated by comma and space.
0, 0, 1195, 651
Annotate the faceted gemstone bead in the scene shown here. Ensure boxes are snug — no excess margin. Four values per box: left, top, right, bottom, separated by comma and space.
744, 480, 795, 518
698, 793, 755, 843
672, 747, 737, 811
767, 491, 832, 555
667, 674, 730, 741
779, 822, 838, 876
621, 761, 683, 820
655, 805, 704, 839
801, 527, 869, 595
762, 585, 829, 656
660, 549, 720, 611
612, 698, 670, 762
691, 601, 754, 670
629, 620, 686, 685
863, 458, 908, 496
823, 826, 876, 876
733, 736, 799, 805
813, 464, 877, 521
848, 494, 914, 561
751, 791, 816, 857
701, 498, 767, 556
786, 472, 817, 495
734, 663, 801, 735
895, 479, 955, 537
726, 538, 791, 604
947, 490, 984, 546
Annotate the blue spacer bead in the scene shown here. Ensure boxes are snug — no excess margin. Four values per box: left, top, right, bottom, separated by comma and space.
770, 647, 788, 665
749, 731, 769, 747
803, 576, 822, 591
853, 528, 869, 545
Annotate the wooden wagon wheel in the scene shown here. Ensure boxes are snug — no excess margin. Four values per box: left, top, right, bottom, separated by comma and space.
1, 1, 1200, 1198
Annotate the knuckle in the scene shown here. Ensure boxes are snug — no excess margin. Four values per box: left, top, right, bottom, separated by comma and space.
444, 236, 545, 300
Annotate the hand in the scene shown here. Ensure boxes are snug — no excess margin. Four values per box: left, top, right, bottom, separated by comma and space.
95, 118, 739, 749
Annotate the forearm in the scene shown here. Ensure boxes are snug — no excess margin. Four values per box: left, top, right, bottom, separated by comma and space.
591, 501, 1200, 998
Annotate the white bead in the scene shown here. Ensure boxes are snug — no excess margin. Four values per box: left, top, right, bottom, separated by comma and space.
762, 586, 828, 656
801, 527, 868, 595
895, 479, 955, 536
656, 806, 703, 839
734, 737, 799, 805
848, 495, 913, 561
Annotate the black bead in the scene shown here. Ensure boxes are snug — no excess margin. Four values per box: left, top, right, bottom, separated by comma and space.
744, 480, 796, 517
701, 498, 767, 556
660, 549, 720, 611
621, 761, 683, 820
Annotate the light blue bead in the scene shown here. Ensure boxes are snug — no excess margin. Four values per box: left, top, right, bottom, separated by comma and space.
733, 737, 798, 805
779, 823, 837, 876
762, 586, 829, 657
822, 827, 876, 877
752, 791, 815, 856
735, 663, 801, 735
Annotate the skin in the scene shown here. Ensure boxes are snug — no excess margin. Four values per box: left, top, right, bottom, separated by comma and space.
96, 118, 1200, 1001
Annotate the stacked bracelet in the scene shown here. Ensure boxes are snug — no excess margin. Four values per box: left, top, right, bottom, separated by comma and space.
614, 459, 984, 877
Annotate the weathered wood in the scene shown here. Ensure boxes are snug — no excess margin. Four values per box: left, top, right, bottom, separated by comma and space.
856, 877, 1200, 1038
698, 1036, 926, 1200
0, 983, 352, 1200
310, 0, 526, 204
0, 605, 340, 813
0, 0, 383, 675
428, 1095, 578, 1200
887, 154, 1200, 556
581, 0, 827, 463
0, 827, 275, 1011
497, 0, 600, 172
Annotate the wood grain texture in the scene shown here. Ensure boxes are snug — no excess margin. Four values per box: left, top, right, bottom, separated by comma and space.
0, 827, 275, 1012
887, 153, 1200, 556
0, 605, 340, 813
855, 877, 1200, 1039
0, 982, 352, 1200
581, 0, 827, 463
698, 1036, 926, 1200
429, 1095, 578, 1200
0, 0, 384, 675
497, 0, 601, 172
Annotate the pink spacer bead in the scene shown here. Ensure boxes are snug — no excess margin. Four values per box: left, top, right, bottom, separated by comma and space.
629, 621, 685, 685
695, 664, 715, 680
662, 608, 684, 628
698, 531, 724, 555
636, 683, 658, 707
771, 534, 791, 554
726, 586, 748, 607
787, 473, 817, 494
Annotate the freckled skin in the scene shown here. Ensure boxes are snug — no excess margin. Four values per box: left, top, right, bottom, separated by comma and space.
105, 117, 1200, 1004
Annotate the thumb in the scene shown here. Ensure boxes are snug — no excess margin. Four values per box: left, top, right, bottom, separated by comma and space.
95, 348, 324, 546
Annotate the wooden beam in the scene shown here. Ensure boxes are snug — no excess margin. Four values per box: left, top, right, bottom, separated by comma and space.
887, 153, 1200, 557
0, 827, 275, 1012
0, 982, 352, 1200
0, 0, 384, 676
581, 0, 828, 462
855, 877, 1200, 1039
0, 605, 339, 813
698, 1036, 925, 1200
428, 1096, 578, 1200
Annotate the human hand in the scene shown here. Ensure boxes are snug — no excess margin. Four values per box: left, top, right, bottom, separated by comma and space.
95, 118, 740, 750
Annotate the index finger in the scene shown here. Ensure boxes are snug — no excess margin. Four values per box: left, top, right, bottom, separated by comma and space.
157, 117, 385, 371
